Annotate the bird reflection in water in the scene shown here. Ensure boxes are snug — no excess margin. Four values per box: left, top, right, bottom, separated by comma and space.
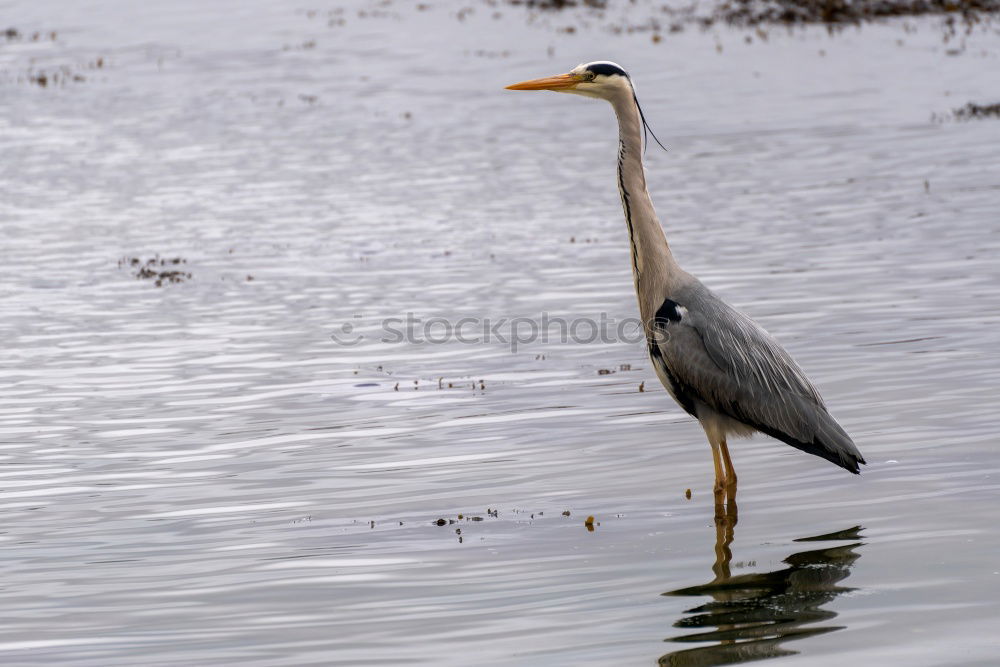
660, 496, 864, 666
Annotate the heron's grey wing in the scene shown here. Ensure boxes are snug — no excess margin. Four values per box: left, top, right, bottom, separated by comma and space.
651, 290, 865, 473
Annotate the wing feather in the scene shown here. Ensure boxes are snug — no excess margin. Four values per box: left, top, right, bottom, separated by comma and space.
652, 284, 865, 473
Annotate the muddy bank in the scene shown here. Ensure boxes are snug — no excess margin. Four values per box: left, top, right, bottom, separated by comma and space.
496, 0, 1000, 32
712, 0, 1000, 27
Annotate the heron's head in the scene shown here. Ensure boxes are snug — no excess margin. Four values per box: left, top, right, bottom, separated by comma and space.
506, 60, 668, 152
506, 61, 632, 101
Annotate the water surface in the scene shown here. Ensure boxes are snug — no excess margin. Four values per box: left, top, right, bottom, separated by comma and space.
1, 0, 999, 664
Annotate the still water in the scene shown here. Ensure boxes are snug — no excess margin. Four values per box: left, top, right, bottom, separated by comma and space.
1, 0, 999, 664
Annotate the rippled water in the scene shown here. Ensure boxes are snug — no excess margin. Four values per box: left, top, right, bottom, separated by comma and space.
2, 0, 1000, 664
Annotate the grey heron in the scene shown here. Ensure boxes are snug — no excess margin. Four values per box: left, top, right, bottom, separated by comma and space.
507, 62, 865, 498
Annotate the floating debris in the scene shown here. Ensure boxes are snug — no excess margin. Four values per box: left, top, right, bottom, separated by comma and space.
4, 27, 59, 42
118, 256, 190, 287
638, 381, 645, 392
504, 0, 607, 9
9, 34, 107, 88
685, 488, 692, 499
932, 100, 1000, 122
952, 101, 1000, 120
26, 67, 90, 88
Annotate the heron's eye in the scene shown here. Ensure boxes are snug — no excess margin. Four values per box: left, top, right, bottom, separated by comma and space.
582, 71, 597, 82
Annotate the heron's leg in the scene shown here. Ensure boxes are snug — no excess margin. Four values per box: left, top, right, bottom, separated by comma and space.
710, 439, 726, 499
720, 438, 737, 488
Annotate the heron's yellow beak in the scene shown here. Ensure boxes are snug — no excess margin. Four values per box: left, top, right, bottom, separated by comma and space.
505, 73, 581, 91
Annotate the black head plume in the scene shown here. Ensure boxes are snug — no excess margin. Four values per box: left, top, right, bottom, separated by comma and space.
633, 91, 668, 154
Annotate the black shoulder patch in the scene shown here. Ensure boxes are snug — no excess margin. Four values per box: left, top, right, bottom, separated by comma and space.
654, 298, 682, 327
586, 62, 627, 78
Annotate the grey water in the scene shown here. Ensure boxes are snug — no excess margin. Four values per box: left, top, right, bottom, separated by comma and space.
1, 0, 1000, 664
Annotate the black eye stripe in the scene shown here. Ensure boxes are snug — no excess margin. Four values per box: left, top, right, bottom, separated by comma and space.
586, 63, 627, 78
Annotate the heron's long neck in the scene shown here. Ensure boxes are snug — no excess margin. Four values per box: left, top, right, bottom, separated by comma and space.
611, 92, 679, 317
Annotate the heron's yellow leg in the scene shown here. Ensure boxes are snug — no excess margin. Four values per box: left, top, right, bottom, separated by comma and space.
710, 441, 726, 500
720, 438, 737, 488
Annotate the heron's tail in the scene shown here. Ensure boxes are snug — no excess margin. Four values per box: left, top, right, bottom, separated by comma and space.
757, 406, 866, 474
